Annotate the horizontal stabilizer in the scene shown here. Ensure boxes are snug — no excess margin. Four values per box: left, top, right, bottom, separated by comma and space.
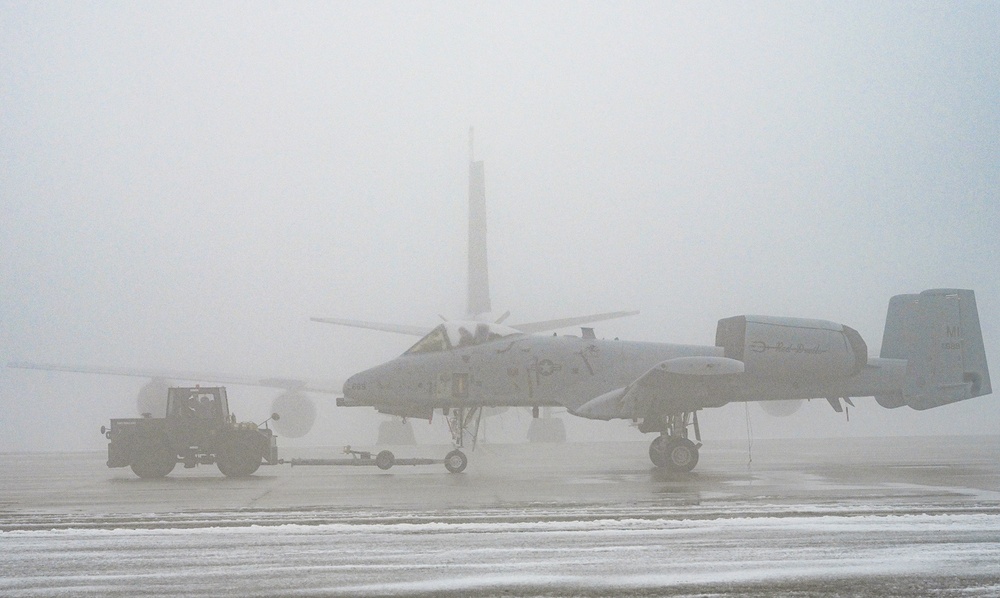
311, 311, 639, 337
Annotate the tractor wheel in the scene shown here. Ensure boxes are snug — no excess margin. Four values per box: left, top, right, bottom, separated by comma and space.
217, 434, 263, 478
130, 444, 176, 479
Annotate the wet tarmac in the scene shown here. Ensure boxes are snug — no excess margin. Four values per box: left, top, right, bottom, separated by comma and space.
2, 436, 1000, 596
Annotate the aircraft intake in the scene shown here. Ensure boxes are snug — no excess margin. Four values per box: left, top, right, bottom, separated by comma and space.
716, 315, 867, 381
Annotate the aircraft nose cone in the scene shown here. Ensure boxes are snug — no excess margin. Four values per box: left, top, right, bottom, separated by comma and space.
341, 372, 370, 405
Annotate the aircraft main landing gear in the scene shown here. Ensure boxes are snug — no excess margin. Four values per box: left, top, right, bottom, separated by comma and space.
649, 436, 699, 471
645, 411, 702, 473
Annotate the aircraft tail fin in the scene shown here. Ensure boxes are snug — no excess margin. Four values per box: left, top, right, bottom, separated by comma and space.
878, 289, 991, 410
467, 128, 491, 318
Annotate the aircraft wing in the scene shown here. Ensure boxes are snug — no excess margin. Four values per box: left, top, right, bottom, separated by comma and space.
571, 356, 745, 420
6, 361, 343, 394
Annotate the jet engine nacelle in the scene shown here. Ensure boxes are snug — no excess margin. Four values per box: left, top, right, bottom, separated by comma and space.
759, 399, 804, 417
716, 315, 867, 381
269, 391, 316, 438
137, 378, 172, 417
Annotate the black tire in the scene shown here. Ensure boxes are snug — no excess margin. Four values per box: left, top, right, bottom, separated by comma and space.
444, 449, 467, 474
649, 436, 699, 472
130, 444, 176, 479
649, 435, 671, 468
375, 450, 395, 470
217, 434, 263, 478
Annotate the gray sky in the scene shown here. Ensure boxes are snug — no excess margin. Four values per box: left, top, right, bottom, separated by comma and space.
2, 1, 999, 452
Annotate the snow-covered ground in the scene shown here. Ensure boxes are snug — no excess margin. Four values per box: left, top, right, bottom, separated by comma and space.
3, 438, 1000, 596
3, 507, 1000, 597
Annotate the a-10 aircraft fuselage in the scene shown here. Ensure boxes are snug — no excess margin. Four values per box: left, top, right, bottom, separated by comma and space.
344, 331, 710, 414
341, 322, 906, 420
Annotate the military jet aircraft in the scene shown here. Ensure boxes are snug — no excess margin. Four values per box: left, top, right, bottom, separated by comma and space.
338, 289, 991, 473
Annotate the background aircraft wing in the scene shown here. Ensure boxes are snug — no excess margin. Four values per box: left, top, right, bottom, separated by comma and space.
572, 356, 745, 420
6, 361, 342, 394
310, 311, 639, 336
308, 318, 432, 337
510, 310, 639, 334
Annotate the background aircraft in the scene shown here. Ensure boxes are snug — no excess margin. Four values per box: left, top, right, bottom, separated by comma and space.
339, 289, 992, 472
310, 129, 637, 442
312, 130, 637, 338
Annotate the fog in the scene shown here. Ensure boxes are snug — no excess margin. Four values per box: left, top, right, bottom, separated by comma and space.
2, 2, 998, 453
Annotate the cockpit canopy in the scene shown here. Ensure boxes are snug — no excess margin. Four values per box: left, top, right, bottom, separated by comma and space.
404, 321, 523, 355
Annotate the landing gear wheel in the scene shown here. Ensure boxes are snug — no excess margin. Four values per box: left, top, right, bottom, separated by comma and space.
444, 449, 468, 474
649, 435, 670, 468
649, 436, 699, 472
217, 435, 263, 478
375, 450, 395, 470
130, 444, 176, 479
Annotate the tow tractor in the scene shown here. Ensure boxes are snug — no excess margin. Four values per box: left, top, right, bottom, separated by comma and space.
102, 386, 469, 478
101, 386, 279, 478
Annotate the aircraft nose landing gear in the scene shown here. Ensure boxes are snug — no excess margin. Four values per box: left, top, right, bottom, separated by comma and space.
444, 449, 468, 473
443, 406, 480, 474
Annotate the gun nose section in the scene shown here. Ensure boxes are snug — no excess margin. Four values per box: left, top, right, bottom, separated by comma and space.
340, 371, 372, 406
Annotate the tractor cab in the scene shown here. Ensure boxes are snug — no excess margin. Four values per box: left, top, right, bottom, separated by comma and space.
165, 386, 231, 449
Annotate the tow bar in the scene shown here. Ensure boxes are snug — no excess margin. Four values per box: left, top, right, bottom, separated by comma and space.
280, 446, 444, 471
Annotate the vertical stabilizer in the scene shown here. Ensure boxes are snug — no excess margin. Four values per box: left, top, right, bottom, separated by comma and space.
879, 289, 991, 410
467, 128, 491, 318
